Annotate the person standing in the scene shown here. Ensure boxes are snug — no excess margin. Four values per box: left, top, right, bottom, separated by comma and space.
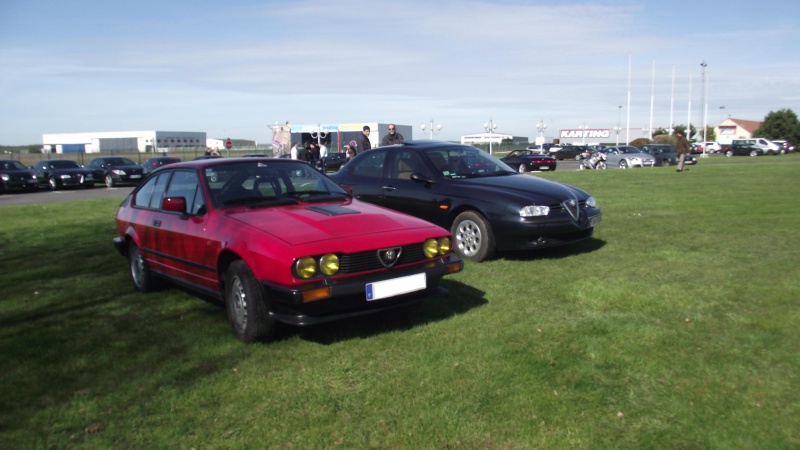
290, 142, 299, 160
381, 124, 404, 146
675, 131, 690, 172
357, 126, 372, 152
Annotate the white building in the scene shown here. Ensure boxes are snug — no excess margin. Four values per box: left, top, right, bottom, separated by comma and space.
460, 132, 527, 145
42, 131, 206, 153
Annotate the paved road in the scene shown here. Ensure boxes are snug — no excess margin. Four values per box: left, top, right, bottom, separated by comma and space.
0, 185, 134, 207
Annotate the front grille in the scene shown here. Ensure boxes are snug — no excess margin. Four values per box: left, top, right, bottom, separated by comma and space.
338, 244, 427, 274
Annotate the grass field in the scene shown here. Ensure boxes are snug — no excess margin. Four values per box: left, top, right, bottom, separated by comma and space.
1, 156, 798, 449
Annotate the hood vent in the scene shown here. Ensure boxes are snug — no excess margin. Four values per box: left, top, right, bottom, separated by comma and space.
306, 205, 360, 216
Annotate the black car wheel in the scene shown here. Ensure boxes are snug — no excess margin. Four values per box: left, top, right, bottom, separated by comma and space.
726, 151, 733, 157
661, 159, 671, 167
105, 174, 115, 187
750, 150, 759, 157
451, 211, 495, 262
518, 164, 527, 173
225, 260, 275, 343
48, 177, 59, 191
129, 242, 159, 292
619, 160, 629, 169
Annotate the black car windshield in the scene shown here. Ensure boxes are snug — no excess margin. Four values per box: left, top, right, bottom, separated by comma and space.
48, 160, 80, 169
1, 160, 27, 170
105, 157, 137, 165
207, 160, 349, 208
426, 148, 516, 179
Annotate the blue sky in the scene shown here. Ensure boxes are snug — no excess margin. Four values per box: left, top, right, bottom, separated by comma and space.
1, 0, 798, 145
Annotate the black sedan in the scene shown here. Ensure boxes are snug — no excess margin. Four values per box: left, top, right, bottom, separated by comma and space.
319, 152, 348, 172
551, 145, 590, 161
500, 150, 557, 172
32, 159, 95, 190
328, 141, 602, 262
142, 156, 182, 174
725, 144, 763, 157
84, 157, 145, 187
0, 159, 39, 193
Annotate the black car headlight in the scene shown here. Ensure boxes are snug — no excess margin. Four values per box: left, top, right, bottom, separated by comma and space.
520, 205, 550, 217
585, 196, 597, 208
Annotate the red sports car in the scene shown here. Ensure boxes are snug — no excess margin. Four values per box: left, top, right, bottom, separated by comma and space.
113, 158, 462, 342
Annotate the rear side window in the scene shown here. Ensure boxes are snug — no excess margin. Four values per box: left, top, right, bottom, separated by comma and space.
134, 172, 169, 209
165, 170, 201, 213
351, 150, 386, 178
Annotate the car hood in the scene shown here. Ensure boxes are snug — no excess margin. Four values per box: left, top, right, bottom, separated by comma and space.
225, 200, 440, 246
453, 174, 590, 204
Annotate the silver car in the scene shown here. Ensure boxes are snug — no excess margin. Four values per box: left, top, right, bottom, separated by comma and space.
604, 146, 656, 169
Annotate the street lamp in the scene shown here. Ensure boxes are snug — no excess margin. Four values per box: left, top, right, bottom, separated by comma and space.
483, 119, 498, 154
642, 127, 650, 139
578, 122, 588, 144
420, 119, 442, 140
615, 106, 622, 145
535, 120, 547, 150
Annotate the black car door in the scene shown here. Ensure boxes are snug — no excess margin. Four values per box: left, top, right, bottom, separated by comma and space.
380, 149, 442, 224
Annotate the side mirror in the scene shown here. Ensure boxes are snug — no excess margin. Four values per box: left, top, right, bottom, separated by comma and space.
162, 197, 187, 214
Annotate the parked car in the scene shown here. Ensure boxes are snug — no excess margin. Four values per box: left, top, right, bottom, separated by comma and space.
0, 159, 39, 193
771, 140, 795, 154
318, 152, 348, 172
639, 144, 679, 166
701, 142, 722, 153
32, 159, 95, 190
328, 141, 602, 262
84, 157, 145, 187
112, 157, 462, 343
142, 156, 182, 174
603, 146, 656, 169
725, 143, 763, 157
551, 145, 590, 161
500, 149, 557, 172
732, 138, 780, 155
526, 143, 561, 154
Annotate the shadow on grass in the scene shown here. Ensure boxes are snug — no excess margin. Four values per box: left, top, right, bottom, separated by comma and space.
496, 237, 607, 262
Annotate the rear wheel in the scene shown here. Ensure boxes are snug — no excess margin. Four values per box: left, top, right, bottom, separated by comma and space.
225, 261, 275, 343
518, 164, 527, 173
129, 242, 159, 292
451, 211, 495, 262
750, 150, 759, 157
726, 151, 733, 157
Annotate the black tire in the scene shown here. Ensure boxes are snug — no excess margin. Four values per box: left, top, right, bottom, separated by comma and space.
619, 160, 629, 169
518, 164, 527, 173
726, 151, 733, 157
750, 150, 759, 157
450, 211, 495, 262
661, 159, 671, 167
129, 241, 159, 292
105, 174, 115, 188
224, 260, 275, 343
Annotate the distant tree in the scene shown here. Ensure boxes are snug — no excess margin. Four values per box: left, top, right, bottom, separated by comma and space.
704, 126, 716, 142
652, 128, 669, 137
628, 137, 650, 147
755, 109, 800, 145
671, 124, 697, 140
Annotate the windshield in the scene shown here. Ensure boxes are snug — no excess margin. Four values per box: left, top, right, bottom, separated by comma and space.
105, 157, 136, 165
49, 160, 80, 169
1, 160, 27, 170
206, 160, 348, 208
426, 147, 516, 179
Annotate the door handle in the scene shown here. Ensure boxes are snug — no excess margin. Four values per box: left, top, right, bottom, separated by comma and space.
153, 220, 162, 227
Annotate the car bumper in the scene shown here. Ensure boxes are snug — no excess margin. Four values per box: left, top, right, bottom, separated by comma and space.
263, 256, 463, 326
111, 174, 144, 184
493, 210, 602, 252
1, 179, 38, 191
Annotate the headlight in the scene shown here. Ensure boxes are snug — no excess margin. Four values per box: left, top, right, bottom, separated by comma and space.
424, 237, 452, 258
295, 257, 317, 279
520, 205, 550, 217
320, 254, 339, 276
60, 174, 72, 179
112, 169, 126, 175
585, 196, 597, 208
0, 174, 8, 181
630, 157, 641, 163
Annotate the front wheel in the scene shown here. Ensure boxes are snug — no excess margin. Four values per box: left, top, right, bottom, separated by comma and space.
750, 150, 759, 157
579, 163, 587, 170
105, 174, 115, 187
451, 211, 495, 262
619, 160, 629, 169
225, 261, 275, 343
518, 164, 527, 173
597, 161, 607, 170
48, 177, 59, 191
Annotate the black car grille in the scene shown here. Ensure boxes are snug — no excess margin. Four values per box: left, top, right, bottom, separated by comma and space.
337, 244, 427, 274
549, 200, 589, 212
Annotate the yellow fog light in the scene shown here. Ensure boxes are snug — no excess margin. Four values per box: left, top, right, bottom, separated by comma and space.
320, 253, 339, 276
295, 257, 317, 279
423, 238, 439, 258
438, 237, 451, 255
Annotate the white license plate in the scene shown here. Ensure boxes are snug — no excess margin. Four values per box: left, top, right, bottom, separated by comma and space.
366, 273, 426, 301
130, 174, 142, 179
539, 166, 550, 170
589, 215, 602, 227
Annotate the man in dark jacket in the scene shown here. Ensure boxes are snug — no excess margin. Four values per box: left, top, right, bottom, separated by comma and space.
381, 124, 404, 146
675, 131, 690, 172
357, 126, 372, 152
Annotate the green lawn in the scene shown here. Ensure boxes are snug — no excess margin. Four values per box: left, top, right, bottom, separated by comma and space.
1, 156, 798, 449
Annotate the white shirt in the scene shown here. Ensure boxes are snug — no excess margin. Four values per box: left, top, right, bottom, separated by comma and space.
319, 144, 327, 158
290, 145, 298, 160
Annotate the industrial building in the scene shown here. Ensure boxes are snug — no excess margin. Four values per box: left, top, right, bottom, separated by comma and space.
460, 132, 528, 146
42, 131, 207, 153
